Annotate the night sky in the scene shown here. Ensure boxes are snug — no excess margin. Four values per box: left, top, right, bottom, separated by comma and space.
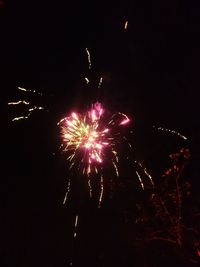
1, 1, 200, 266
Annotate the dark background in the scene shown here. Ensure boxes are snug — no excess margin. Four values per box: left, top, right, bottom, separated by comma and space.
1, 1, 200, 266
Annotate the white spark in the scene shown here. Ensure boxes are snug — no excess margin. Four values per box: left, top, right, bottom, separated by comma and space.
154, 126, 187, 140
112, 160, 119, 177
85, 77, 90, 84
85, 48, 92, 69
136, 171, 144, 190
17, 86, 43, 96
12, 116, 29, 121
124, 20, 128, 30
98, 175, 104, 208
8, 100, 30, 105
73, 215, 79, 238
63, 178, 71, 205
28, 106, 44, 112
98, 77, 103, 88
144, 168, 154, 186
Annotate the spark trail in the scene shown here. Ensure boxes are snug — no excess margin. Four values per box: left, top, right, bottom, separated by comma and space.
18, 86, 43, 95
98, 77, 103, 89
85, 48, 92, 69
8, 86, 46, 121
8, 100, 30, 105
124, 20, 128, 30
135, 161, 154, 189
154, 126, 187, 140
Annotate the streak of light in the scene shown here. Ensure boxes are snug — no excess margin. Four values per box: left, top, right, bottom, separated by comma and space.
98, 175, 104, 208
119, 113, 130, 125
85, 48, 92, 69
85, 77, 90, 84
28, 106, 44, 112
124, 20, 128, 30
73, 215, 79, 238
11, 105, 45, 122
88, 177, 92, 198
123, 136, 132, 148
111, 112, 130, 126
12, 116, 29, 121
136, 171, 144, 190
135, 160, 155, 187
112, 150, 119, 162
8, 100, 30, 105
98, 77, 103, 88
144, 168, 154, 186
112, 160, 119, 177
154, 126, 187, 140
63, 178, 71, 204
57, 118, 65, 125
17, 86, 43, 95
17, 87, 31, 92
75, 215, 78, 227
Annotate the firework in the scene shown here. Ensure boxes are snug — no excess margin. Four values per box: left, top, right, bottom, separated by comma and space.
58, 102, 130, 206
7, 85, 187, 203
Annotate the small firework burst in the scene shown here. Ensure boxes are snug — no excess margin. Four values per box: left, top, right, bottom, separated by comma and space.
58, 102, 130, 206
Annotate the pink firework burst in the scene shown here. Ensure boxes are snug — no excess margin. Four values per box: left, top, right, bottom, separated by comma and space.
58, 102, 130, 206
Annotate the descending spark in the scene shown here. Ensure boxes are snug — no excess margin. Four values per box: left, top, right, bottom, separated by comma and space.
154, 126, 187, 140
8, 86, 46, 122
88, 177, 92, 198
119, 113, 130, 125
144, 167, 154, 187
17, 86, 43, 96
124, 20, 128, 30
98, 175, 104, 208
112, 149, 119, 163
63, 178, 71, 204
17, 86, 31, 92
69, 214, 79, 266
10, 105, 45, 122
98, 77, 103, 88
8, 100, 30, 105
123, 136, 132, 148
134, 161, 155, 189
112, 160, 119, 177
57, 118, 65, 126
73, 215, 79, 238
28, 106, 44, 112
110, 112, 130, 126
12, 116, 29, 121
136, 171, 144, 190
85, 48, 92, 69
85, 77, 90, 84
